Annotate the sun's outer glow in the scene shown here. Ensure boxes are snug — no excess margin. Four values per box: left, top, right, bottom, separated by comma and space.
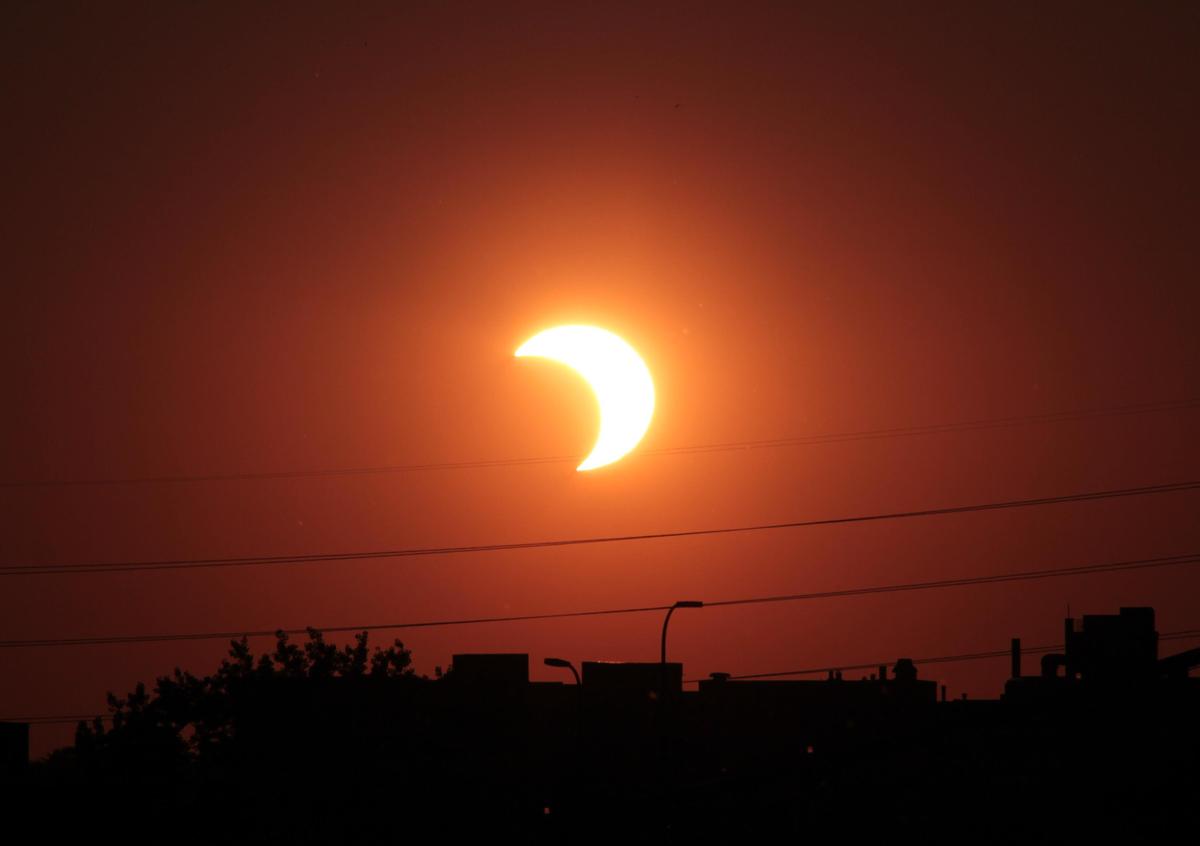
515, 325, 656, 471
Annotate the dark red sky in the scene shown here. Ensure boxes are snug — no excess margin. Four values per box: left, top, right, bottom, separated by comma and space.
3, 3, 1199, 757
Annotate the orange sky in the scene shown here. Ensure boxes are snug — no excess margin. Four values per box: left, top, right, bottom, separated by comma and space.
3, 3, 1199, 757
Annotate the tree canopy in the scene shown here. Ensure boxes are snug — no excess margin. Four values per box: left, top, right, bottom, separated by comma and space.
57, 628, 421, 773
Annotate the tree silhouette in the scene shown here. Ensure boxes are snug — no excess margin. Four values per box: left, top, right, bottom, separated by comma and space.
61, 628, 420, 770
26, 629, 441, 841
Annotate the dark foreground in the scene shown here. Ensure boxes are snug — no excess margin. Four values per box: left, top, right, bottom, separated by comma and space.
4, 607, 1197, 842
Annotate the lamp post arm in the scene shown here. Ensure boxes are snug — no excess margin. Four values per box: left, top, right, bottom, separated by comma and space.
661, 604, 678, 665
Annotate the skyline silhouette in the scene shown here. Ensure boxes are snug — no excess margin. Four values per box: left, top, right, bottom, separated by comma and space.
5, 603, 1198, 839
3, 4, 1198, 835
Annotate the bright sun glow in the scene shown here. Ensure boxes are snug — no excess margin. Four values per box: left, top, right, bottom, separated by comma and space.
515, 325, 655, 471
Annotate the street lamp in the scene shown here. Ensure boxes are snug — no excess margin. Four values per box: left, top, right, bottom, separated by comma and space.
661, 600, 704, 666
543, 657, 581, 686
544, 657, 584, 754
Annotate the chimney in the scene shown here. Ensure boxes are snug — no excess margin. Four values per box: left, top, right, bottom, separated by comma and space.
1011, 638, 1021, 679
878, 664, 888, 681
1063, 617, 1075, 678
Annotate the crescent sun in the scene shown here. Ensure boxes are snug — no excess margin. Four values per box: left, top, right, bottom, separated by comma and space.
515, 325, 656, 471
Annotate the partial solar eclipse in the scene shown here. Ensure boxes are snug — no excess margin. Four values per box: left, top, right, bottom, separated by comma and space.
515, 325, 655, 471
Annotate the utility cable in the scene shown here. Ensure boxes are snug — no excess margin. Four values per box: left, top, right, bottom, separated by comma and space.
4, 479, 1197, 576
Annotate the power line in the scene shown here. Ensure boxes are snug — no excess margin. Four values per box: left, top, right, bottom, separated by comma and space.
12, 629, 1200, 726
0, 603, 673, 648
683, 628, 1200, 683
701, 552, 1200, 609
6, 716, 105, 726
3, 550, 1197, 648
652, 397, 1200, 456
4, 396, 1196, 488
4, 478, 1198, 576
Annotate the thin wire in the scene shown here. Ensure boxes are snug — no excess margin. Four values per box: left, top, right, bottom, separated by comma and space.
701, 552, 1200, 609
0, 603, 673, 648
13, 629, 1200, 726
685, 629, 1200, 683
3, 550, 1197, 648
4, 479, 1198, 576
4, 397, 1196, 488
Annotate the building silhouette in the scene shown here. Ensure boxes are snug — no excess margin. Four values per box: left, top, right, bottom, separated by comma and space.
7, 605, 1199, 839
0, 721, 28, 783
